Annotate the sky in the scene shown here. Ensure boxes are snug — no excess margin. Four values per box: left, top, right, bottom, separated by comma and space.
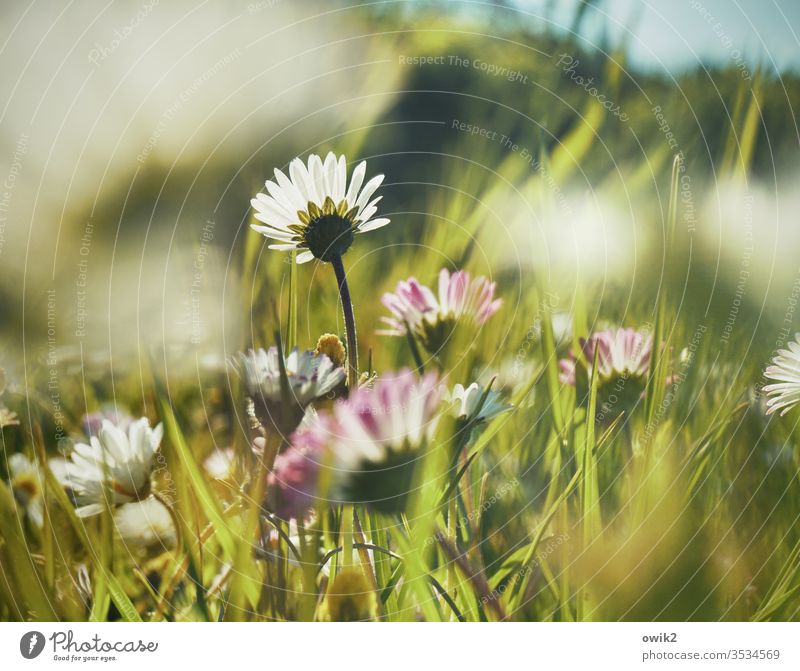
519, 0, 800, 75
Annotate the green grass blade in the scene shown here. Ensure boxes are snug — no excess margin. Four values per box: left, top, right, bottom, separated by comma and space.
0, 481, 58, 620
287, 251, 298, 348
155, 395, 237, 563
41, 467, 141, 621
539, 289, 566, 434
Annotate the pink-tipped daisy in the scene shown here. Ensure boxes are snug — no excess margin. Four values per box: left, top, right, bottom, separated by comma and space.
326, 370, 442, 513
266, 416, 332, 521
250, 152, 390, 263
559, 327, 652, 386
559, 327, 653, 421
378, 268, 502, 352
764, 335, 800, 416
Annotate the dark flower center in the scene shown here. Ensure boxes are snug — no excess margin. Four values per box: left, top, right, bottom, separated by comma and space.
304, 214, 355, 262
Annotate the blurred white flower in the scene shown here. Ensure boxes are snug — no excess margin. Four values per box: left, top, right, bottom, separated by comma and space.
0, 367, 18, 428
114, 496, 176, 549
251, 152, 389, 263
62, 417, 163, 517
8, 454, 44, 526
204, 447, 235, 480
764, 335, 800, 416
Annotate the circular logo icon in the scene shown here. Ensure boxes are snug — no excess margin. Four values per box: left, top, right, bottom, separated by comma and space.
20, 631, 45, 659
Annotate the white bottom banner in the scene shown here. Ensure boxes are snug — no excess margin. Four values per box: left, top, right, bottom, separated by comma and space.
0, 622, 798, 670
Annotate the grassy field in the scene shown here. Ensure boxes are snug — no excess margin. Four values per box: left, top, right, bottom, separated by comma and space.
2, 3, 800, 622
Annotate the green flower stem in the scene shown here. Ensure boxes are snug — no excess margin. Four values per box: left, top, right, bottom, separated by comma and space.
330, 254, 359, 388
446, 495, 458, 609
152, 488, 183, 555
404, 322, 425, 374
341, 504, 354, 569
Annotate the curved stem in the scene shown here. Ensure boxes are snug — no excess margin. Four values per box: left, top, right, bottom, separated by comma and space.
152, 489, 183, 555
330, 254, 359, 388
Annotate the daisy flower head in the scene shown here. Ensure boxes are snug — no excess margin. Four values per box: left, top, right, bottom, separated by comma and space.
327, 369, 443, 513
764, 334, 800, 416
237, 346, 345, 436
559, 327, 652, 386
447, 382, 512, 424
8, 453, 45, 526
378, 268, 502, 353
559, 327, 652, 422
250, 152, 389, 263
62, 417, 163, 517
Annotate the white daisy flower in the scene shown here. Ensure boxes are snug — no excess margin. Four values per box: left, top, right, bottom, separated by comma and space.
447, 382, 512, 424
62, 417, 163, 517
8, 453, 44, 527
764, 335, 800, 415
250, 152, 390, 263
239, 347, 345, 406
238, 347, 345, 436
